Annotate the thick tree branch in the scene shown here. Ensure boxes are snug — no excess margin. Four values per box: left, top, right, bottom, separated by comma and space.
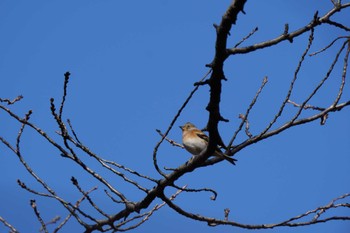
205, 0, 247, 161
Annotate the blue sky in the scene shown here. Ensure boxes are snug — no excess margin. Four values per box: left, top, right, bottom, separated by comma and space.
0, 1, 349, 233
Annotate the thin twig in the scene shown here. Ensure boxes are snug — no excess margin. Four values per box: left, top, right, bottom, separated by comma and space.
224, 208, 230, 221
0, 216, 18, 233
0, 95, 23, 105
309, 36, 349, 56
228, 76, 268, 147
71, 177, 108, 218
30, 200, 48, 233
117, 185, 187, 231
68, 135, 150, 193
170, 183, 218, 201
239, 114, 253, 138
0, 136, 16, 153
325, 20, 350, 31
287, 100, 326, 111
156, 129, 184, 148
16, 110, 32, 152
12, 110, 89, 228
289, 40, 347, 124
17, 180, 55, 198
59, 72, 70, 120
332, 40, 349, 106
102, 159, 158, 183
52, 98, 131, 202
258, 28, 314, 137
231, 100, 350, 156
313, 193, 350, 221
40, 216, 60, 232
67, 119, 81, 144
234, 27, 258, 48
104, 190, 124, 204
54, 187, 98, 233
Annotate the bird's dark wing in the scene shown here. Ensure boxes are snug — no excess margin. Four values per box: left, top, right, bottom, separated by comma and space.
196, 132, 209, 142
196, 131, 237, 165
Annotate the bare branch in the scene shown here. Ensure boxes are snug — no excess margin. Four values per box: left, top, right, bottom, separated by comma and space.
52, 98, 132, 203
102, 158, 158, 183
17, 179, 55, 198
227, 3, 350, 55
258, 28, 315, 137
238, 114, 253, 138
67, 118, 82, 144
0, 95, 23, 105
228, 76, 268, 147
0, 136, 16, 154
288, 100, 326, 111
161, 191, 350, 229
231, 100, 350, 156
170, 183, 218, 201
40, 216, 61, 233
116, 185, 186, 231
325, 19, 350, 31
16, 110, 32, 152
313, 193, 350, 222
68, 135, 151, 193
309, 36, 349, 56
104, 189, 125, 204
30, 200, 48, 233
289, 41, 347, 124
0, 216, 18, 233
59, 72, 70, 120
156, 129, 184, 149
224, 208, 230, 221
332, 39, 349, 106
234, 26, 258, 48
54, 186, 98, 233
71, 177, 108, 218
0, 104, 73, 159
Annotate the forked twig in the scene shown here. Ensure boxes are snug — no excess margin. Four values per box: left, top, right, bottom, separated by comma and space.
228, 76, 268, 147
287, 100, 326, 111
0, 95, 23, 105
115, 185, 187, 231
40, 216, 60, 232
54, 187, 98, 233
30, 200, 48, 233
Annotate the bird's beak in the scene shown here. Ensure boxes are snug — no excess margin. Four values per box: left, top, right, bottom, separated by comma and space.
179, 126, 183, 130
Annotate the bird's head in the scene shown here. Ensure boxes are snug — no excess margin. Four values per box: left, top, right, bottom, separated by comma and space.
179, 122, 196, 131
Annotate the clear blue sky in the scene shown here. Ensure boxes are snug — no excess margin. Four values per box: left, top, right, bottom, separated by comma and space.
0, 1, 349, 233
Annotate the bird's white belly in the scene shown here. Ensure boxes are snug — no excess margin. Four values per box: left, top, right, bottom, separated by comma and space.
183, 137, 207, 155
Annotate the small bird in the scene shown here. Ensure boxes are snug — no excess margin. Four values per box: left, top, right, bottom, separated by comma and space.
180, 122, 236, 165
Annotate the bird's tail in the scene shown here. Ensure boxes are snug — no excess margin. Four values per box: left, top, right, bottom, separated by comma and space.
214, 151, 237, 165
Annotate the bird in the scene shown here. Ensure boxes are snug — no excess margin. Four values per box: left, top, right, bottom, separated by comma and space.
180, 122, 236, 165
